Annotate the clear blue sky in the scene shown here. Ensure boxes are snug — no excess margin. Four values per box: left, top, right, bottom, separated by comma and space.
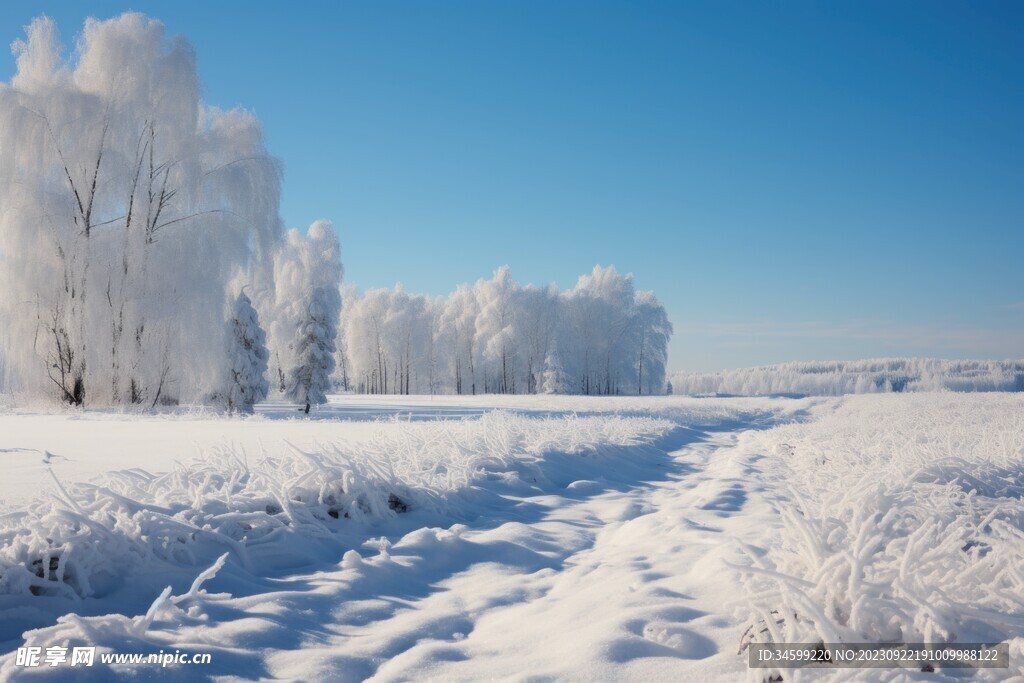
2, 1, 1021, 371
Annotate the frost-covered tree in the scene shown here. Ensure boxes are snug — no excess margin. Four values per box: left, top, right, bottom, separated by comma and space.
0, 14, 281, 406
382, 285, 429, 395
435, 284, 480, 395
632, 291, 673, 394
259, 221, 342, 393
342, 288, 390, 394
561, 266, 638, 395
541, 352, 566, 394
474, 267, 519, 394
330, 283, 358, 392
219, 291, 269, 414
516, 285, 557, 394
341, 285, 435, 394
286, 287, 338, 413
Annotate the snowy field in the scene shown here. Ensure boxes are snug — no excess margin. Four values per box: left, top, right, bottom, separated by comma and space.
0, 393, 1021, 681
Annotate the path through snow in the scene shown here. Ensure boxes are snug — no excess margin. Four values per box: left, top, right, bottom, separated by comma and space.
260, 428, 775, 681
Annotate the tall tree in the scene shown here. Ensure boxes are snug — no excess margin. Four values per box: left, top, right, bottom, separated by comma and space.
286, 287, 338, 414
0, 14, 282, 406
220, 291, 270, 414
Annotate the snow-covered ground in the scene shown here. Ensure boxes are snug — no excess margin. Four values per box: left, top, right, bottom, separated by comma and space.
0, 393, 1021, 681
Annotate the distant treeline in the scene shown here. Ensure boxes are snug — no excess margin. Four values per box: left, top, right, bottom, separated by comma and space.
670, 359, 1024, 396
336, 265, 672, 397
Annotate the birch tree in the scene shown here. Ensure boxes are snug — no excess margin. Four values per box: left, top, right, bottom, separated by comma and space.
0, 14, 282, 406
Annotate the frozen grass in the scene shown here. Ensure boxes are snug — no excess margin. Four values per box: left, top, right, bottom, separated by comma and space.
0, 394, 791, 512
738, 393, 1024, 678
0, 411, 673, 607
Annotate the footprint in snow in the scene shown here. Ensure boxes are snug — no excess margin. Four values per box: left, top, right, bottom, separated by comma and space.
641, 622, 717, 659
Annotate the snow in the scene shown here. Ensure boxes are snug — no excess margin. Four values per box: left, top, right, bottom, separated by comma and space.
0, 393, 1021, 681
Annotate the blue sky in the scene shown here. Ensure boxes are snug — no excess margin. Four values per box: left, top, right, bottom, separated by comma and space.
2, 1, 1021, 371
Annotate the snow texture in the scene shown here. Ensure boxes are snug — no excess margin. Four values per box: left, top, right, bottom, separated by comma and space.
735, 393, 1024, 681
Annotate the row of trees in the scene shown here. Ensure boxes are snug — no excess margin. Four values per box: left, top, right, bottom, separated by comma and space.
216, 260, 671, 414
216, 260, 672, 413
338, 265, 672, 396
218, 282, 338, 414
